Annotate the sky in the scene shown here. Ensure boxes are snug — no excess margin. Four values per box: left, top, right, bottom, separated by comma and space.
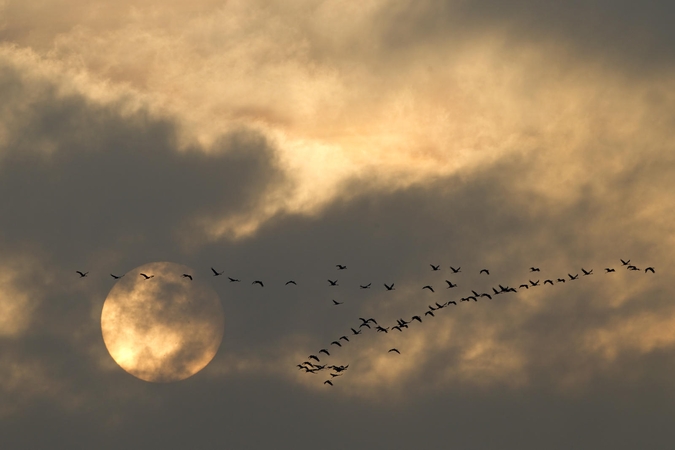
1, 0, 675, 448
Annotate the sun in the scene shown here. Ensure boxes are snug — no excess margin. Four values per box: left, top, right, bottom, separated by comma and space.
101, 261, 225, 382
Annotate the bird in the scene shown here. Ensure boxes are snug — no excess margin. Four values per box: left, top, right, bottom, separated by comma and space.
336, 265, 347, 270
140, 273, 154, 280
581, 268, 593, 276
329, 373, 343, 378
392, 326, 403, 332
360, 318, 378, 325
332, 299, 343, 305
76, 271, 89, 278
544, 279, 554, 285
384, 283, 395, 291
228, 277, 240, 282
447, 300, 457, 305
252, 280, 264, 287
339, 336, 349, 342
605, 268, 615, 273
435, 302, 445, 309
529, 280, 540, 287
376, 326, 389, 333
627, 265, 639, 271
308, 355, 320, 362
445, 280, 457, 288
285, 280, 297, 285
519, 284, 529, 289
422, 285, 435, 292
110, 274, 123, 279
480, 269, 490, 275
450, 266, 461, 273
330, 341, 342, 347
388, 348, 401, 354
530, 267, 540, 272
360, 283, 371, 289
412, 315, 422, 323
324, 380, 333, 386
479, 294, 491, 300
319, 349, 330, 356
424, 310, 435, 317
620, 259, 631, 266
430, 264, 440, 271
211, 267, 224, 276
359, 323, 371, 329
350, 328, 362, 335
645, 267, 655, 273
568, 273, 579, 280
557, 278, 566, 283
328, 279, 338, 286
182, 274, 193, 280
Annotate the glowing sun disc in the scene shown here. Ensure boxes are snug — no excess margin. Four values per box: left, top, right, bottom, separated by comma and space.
101, 262, 225, 382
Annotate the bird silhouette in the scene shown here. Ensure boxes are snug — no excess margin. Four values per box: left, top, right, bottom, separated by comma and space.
530, 267, 540, 272
620, 259, 631, 266
182, 274, 193, 280
336, 265, 347, 270
480, 269, 490, 275
110, 274, 123, 279
422, 285, 435, 292
211, 267, 224, 276
330, 341, 342, 347
450, 266, 461, 273
359, 323, 371, 329
425, 310, 435, 317
605, 268, 615, 273
285, 280, 297, 285
360, 283, 372, 289
581, 268, 593, 276
339, 336, 349, 342
332, 299, 343, 305
430, 264, 440, 271
544, 279, 554, 285
568, 273, 579, 280
447, 300, 457, 305
519, 284, 529, 289
412, 315, 422, 323
445, 280, 457, 288
308, 355, 320, 362
384, 283, 395, 291
479, 294, 491, 300
252, 280, 264, 287
76, 271, 88, 278
376, 326, 389, 333
392, 326, 403, 332
359, 318, 378, 325
350, 328, 362, 335
328, 279, 338, 286
557, 278, 566, 283
645, 267, 655, 273
319, 349, 330, 356
529, 280, 540, 287
140, 273, 154, 280
228, 277, 240, 282
628, 266, 640, 271
388, 348, 401, 354
324, 380, 333, 386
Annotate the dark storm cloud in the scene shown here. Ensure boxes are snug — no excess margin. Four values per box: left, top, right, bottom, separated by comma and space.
371, 0, 675, 74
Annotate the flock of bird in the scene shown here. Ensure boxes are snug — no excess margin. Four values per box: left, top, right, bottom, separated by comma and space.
77, 258, 656, 387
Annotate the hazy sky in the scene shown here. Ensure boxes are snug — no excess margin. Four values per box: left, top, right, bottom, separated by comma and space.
2, 1, 675, 448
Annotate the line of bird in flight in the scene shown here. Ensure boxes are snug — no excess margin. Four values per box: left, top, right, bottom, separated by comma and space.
76, 258, 656, 387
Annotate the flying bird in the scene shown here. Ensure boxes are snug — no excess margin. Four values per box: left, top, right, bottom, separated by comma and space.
285, 280, 297, 285
228, 277, 240, 282
350, 328, 362, 335
422, 285, 435, 292
519, 284, 529, 289
140, 273, 154, 280
480, 269, 490, 275
324, 380, 333, 386
645, 267, 655, 273
479, 294, 491, 300
211, 267, 224, 276
529, 280, 540, 286
359, 323, 371, 329
252, 280, 264, 287
530, 267, 540, 272
581, 268, 593, 276
319, 349, 330, 356
336, 265, 347, 270
110, 274, 123, 279
339, 336, 349, 342
308, 355, 320, 362
76, 271, 88, 278
384, 283, 395, 291
332, 299, 343, 305
388, 348, 401, 354
557, 278, 566, 283
430, 264, 440, 271
376, 326, 389, 333
425, 310, 435, 317
359, 317, 378, 325
412, 315, 422, 323
445, 280, 457, 288
392, 326, 403, 332
544, 279, 554, 285
620, 259, 631, 266
568, 273, 579, 280
360, 283, 371, 289
328, 279, 338, 286
447, 300, 457, 305
182, 274, 193, 280
330, 341, 342, 347
605, 268, 615, 273
450, 266, 461, 273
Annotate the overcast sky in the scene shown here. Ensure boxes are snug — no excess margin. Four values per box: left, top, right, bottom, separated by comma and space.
2, 1, 675, 448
